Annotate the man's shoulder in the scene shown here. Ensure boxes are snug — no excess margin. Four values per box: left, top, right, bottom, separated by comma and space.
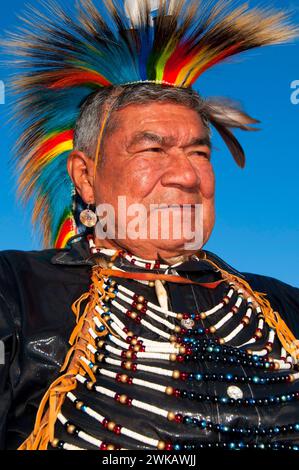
242, 271, 299, 337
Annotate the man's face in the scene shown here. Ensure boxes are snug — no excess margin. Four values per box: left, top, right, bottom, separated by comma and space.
93, 102, 215, 259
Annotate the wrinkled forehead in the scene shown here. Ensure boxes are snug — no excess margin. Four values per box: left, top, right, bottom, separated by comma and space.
107, 102, 210, 144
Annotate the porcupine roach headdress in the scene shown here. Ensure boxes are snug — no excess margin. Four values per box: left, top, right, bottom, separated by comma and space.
6, 0, 297, 249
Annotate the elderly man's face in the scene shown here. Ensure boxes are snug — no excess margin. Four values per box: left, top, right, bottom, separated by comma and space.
93, 102, 215, 259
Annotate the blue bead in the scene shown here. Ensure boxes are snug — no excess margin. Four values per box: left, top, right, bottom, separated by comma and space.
195, 373, 203, 381
200, 420, 207, 428
229, 443, 236, 449
173, 444, 181, 451
253, 376, 260, 383
225, 374, 233, 381
294, 424, 299, 431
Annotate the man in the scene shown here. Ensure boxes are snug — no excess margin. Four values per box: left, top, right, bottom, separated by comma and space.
1, 0, 299, 451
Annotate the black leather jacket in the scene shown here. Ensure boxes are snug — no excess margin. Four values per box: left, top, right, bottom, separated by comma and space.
0, 236, 299, 450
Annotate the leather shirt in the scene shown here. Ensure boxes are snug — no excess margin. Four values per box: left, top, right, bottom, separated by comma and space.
0, 235, 299, 450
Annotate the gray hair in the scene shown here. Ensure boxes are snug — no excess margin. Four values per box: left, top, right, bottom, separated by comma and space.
74, 83, 259, 168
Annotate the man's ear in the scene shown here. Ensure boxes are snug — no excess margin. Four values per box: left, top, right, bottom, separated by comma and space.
67, 150, 95, 204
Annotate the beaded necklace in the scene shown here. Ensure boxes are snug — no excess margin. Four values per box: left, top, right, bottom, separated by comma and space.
50, 244, 299, 451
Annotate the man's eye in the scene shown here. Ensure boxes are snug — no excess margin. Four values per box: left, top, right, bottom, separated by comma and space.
193, 151, 210, 159
144, 147, 162, 153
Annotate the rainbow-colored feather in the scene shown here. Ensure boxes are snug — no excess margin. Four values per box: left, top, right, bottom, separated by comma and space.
6, 0, 296, 248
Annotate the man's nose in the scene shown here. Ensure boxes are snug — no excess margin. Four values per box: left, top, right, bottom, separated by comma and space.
160, 150, 200, 190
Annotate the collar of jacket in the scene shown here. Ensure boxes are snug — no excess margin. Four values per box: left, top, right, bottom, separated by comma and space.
51, 233, 245, 279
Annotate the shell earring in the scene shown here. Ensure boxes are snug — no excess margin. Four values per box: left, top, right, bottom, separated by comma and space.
79, 204, 98, 228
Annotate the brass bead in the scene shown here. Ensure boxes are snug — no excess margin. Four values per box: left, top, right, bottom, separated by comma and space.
179, 346, 186, 354
169, 335, 177, 343
131, 339, 138, 346
161, 280, 166, 285
242, 317, 250, 325
247, 349, 253, 355
157, 441, 166, 450
165, 386, 174, 396
97, 340, 105, 348
170, 353, 177, 362
176, 313, 183, 321
92, 365, 99, 374
105, 295, 110, 302
103, 307, 110, 313
274, 362, 280, 370
219, 338, 225, 345
51, 438, 60, 448
97, 353, 105, 363
200, 312, 207, 320
107, 421, 116, 431
110, 281, 116, 287
119, 394, 127, 404
174, 326, 181, 333
209, 326, 216, 334
126, 351, 132, 359
134, 345, 140, 352
76, 401, 84, 410
107, 444, 115, 450
167, 411, 175, 421
172, 370, 180, 379
255, 331, 263, 339
131, 312, 137, 320
149, 281, 155, 287
288, 374, 295, 382
67, 424, 76, 435
138, 296, 144, 303
127, 331, 134, 337
136, 303, 143, 311
87, 381, 95, 390
103, 315, 110, 322
125, 361, 132, 370
108, 287, 115, 293
120, 374, 128, 383
108, 262, 114, 268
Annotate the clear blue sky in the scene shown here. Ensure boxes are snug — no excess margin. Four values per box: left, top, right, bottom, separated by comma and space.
0, 0, 298, 287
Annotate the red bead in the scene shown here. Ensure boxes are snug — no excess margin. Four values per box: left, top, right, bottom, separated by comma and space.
145, 263, 151, 269
132, 364, 137, 372
131, 353, 137, 360
143, 300, 148, 305
165, 443, 173, 451
141, 307, 147, 314
129, 345, 134, 350
121, 351, 126, 358
133, 294, 139, 301
174, 414, 183, 423
114, 393, 121, 402
137, 340, 143, 345
132, 335, 138, 340
185, 348, 192, 355
126, 310, 132, 317
102, 419, 109, 428
174, 389, 181, 398
180, 328, 187, 335
126, 336, 132, 343
176, 355, 184, 362
100, 442, 107, 450
131, 258, 136, 264
140, 346, 146, 352
195, 314, 200, 321
123, 327, 129, 333
132, 302, 137, 308
232, 306, 238, 314
205, 328, 210, 334
127, 398, 133, 406
154, 262, 160, 269
116, 373, 122, 382
121, 361, 126, 369
114, 425, 122, 435
180, 372, 188, 381
127, 377, 133, 385
183, 314, 189, 319
136, 316, 142, 323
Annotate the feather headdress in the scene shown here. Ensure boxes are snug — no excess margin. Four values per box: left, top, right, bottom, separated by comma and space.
6, 0, 297, 248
